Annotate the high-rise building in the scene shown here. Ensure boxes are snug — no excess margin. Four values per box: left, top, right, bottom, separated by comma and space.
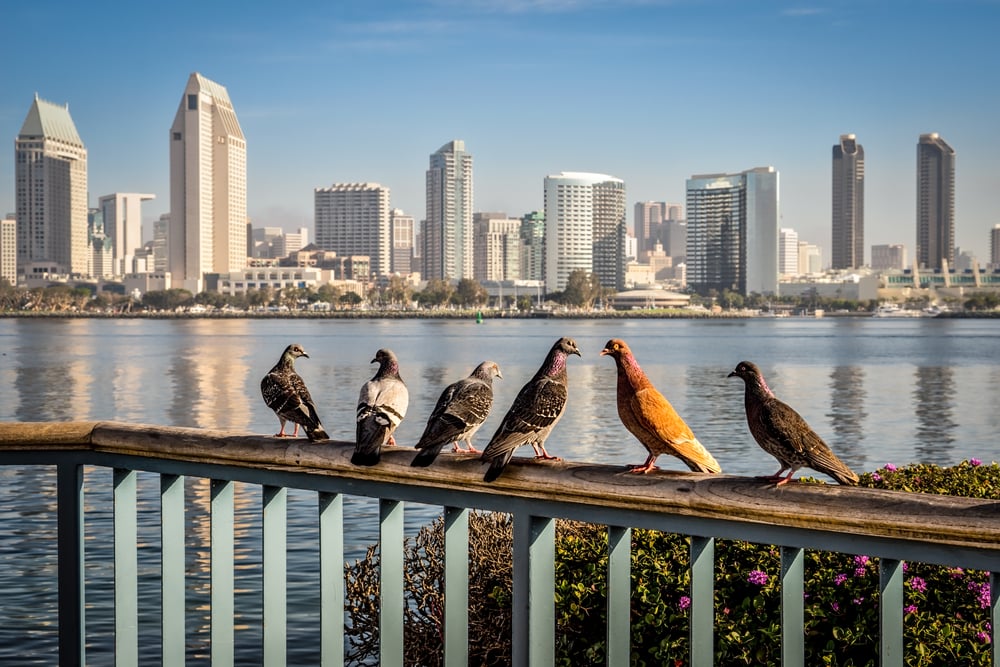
390, 209, 414, 275
169, 72, 247, 292
98, 193, 155, 275
153, 214, 169, 273
871, 244, 907, 272
634, 201, 683, 256
832, 134, 865, 269
686, 167, 779, 296
423, 140, 473, 281
798, 242, 822, 275
473, 212, 521, 282
544, 172, 626, 293
15, 94, 89, 276
314, 182, 391, 277
779, 228, 799, 276
0, 217, 16, 285
916, 133, 956, 270
991, 225, 1000, 268
519, 211, 545, 282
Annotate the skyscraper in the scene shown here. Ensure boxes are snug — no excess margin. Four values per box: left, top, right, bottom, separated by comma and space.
314, 183, 391, 277
832, 134, 865, 269
543, 172, 626, 293
686, 167, 779, 296
169, 73, 247, 292
15, 94, 89, 276
390, 209, 414, 275
0, 217, 16, 285
519, 211, 545, 282
634, 201, 683, 256
779, 228, 799, 276
916, 133, 956, 270
98, 193, 155, 275
991, 225, 1000, 269
423, 140, 473, 281
473, 212, 521, 282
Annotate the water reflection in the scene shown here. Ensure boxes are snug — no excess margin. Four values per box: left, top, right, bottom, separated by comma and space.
913, 366, 957, 464
826, 366, 867, 465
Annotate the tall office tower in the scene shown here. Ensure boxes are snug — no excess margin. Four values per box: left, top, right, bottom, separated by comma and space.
169, 72, 247, 292
390, 209, 414, 275
778, 228, 799, 275
634, 201, 666, 253
991, 225, 1000, 268
153, 214, 169, 273
871, 244, 907, 271
686, 167, 779, 296
798, 242, 822, 275
0, 217, 16, 285
832, 134, 865, 269
423, 140, 473, 281
98, 193, 155, 275
15, 94, 89, 276
282, 227, 308, 255
662, 219, 688, 262
544, 172, 626, 292
314, 182, 391, 277
916, 133, 956, 270
473, 212, 521, 282
251, 227, 284, 258
519, 211, 545, 282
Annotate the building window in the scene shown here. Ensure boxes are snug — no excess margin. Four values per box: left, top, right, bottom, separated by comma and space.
172, 132, 181, 141
187, 94, 198, 110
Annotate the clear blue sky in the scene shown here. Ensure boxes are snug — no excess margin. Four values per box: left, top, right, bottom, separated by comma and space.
2, 0, 998, 265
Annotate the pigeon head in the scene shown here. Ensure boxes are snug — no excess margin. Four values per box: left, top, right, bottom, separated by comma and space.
599, 338, 631, 360
371, 348, 401, 378
728, 361, 773, 395
284, 343, 309, 360
553, 337, 582, 357
473, 361, 503, 381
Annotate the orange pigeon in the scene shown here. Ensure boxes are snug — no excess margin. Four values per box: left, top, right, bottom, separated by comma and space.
601, 338, 721, 474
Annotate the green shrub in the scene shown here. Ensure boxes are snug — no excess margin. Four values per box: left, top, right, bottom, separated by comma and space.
344, 461, 999, 666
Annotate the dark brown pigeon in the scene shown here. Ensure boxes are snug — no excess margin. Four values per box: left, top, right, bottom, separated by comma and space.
411, 361, 503, 467
353, 349, 409, 466
601, 338, 721, 474
728, 360, 859, 486
260, 343, 329, 441
480, 337, 580, 482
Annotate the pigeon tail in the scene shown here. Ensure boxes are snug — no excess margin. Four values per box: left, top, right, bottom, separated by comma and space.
482, 450, 515, 483
305, 426, 330, 442
814, 460, 860, 486
410, 442, 447, 467
676, 438, 723, 474
351, 448, 381, 466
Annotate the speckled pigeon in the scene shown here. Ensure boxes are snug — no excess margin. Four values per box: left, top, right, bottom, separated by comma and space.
480, 337, 580, 482
601, 338, 721, 474
728, 360, 859, 486
260, 343, 329, 441
353, 348, 409, 466
411, 361, 503, 467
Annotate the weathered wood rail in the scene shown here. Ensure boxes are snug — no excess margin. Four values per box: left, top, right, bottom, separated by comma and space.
0, 420, 998, 666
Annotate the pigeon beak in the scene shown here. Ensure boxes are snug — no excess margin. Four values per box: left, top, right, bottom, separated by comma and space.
301, 352, 310, 358
727, 370, 737, 378
599, 349, 610, 357
497, 370, 503, 379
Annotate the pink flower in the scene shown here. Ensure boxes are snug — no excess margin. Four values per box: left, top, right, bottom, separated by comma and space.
908, 577, 928, 593
678, 596, 691, 611
834, 573, 848, 586
871, 472, 882, 481
971, 458, 983, 467
884, 463, 897, 472
831, 602, 840, 612
904, 605, 918, 615
976, 630, 991, 644
748, 570, 769, 586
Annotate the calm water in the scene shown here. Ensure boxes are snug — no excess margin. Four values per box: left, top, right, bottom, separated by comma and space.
0, 316, 998, 663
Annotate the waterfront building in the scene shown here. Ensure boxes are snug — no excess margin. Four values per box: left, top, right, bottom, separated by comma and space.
97, 193, 155, 276
779, 228, 799, 276
916, 133, 956, 270
152, 214, 169, 274
832, 134, 865, 269
871, 244, 907, 272
0, 217, 16, 285
390, 209, 414, 275
543, 172, 626, 293
992, 225, 1000, 269
473, 212, 521, 282
686, 167, 779, 296
314, 183, 390, 278
15, 94, 89, 277
519, 211, 545, 282
169, 72, 248, 293
423, 140, 473, 281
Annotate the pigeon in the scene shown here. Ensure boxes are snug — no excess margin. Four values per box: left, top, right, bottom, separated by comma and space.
353, 349, 409, 466
411, 361, 503, 468
480, 337, 581, 482
260, 343, 329, 441
601, 338, 721, 474
728, 360, 859, 486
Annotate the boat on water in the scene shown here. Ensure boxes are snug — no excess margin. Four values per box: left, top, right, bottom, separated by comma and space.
873, 303, 927, 318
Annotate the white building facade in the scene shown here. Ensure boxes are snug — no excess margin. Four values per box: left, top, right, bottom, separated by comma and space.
314, 183, 391, 277
98, 193, 155, 276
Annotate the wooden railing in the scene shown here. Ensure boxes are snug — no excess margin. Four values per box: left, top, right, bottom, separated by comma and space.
0, 421, 999, 666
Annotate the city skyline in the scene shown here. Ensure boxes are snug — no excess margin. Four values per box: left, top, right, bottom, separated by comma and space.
2, 2, 998, 265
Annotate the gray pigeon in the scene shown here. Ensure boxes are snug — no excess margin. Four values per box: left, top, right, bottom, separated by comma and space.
728, 360, 859, 486
410, 361, 502, 468
480, 337, 580, 482
260, 343, 329, 441
353, 349, 409, 466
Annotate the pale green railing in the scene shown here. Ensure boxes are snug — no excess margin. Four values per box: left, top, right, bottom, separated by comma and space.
1, 421, 999, 666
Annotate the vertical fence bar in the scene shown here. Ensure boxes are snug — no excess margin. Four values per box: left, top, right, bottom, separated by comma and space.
263, 486, 287, 667
780, 546, 804, 667
991, 572, 999, 667
879, 558, 903, 667
114, 469, 138, 665
161, 474, 185, 667
211, 479, 235, 667
689, 536, 715, 667
319, 493, 344, 667
513, 513, 555, 666
443, 506, 469, 667
57, 463, 85, 667
607, 525, 631, 667
379, 499, 404, 667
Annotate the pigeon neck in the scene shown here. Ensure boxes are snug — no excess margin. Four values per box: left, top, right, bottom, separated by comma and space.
752, 375, 774, 398
545, 350, 567, 376
378, 359, 399, 379
619, 352, 651, 388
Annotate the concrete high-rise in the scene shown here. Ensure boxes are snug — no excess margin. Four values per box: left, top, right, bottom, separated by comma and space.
15, 94, 89, 276
916, 133, 956, 270
473, 212, 521, 282
315, 183, 391, 277
871, 244, 907, 272
423, 140, 473, 281
390, 209, 414, 275
519, 211, 545, 282
779, 228, 799, 276
634, 201, 683, 256
169, 73, 247, 292
991, 225, 1000, 268
686, 167, 779, 296
0, 218, 16, 285
543, 172, 626, 292
832, 134, 865, 269
98, 193, 155, 275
